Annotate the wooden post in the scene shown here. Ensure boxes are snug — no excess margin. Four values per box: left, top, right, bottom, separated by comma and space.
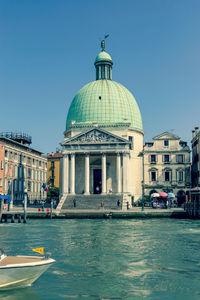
18, 215, 21, 223
50, 200, 53, 219
0, 199, 3, 221
11, 215, 15, 223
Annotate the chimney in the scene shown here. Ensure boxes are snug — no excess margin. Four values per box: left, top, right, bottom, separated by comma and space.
195, 127, 199, 134
192, 130, 195, 138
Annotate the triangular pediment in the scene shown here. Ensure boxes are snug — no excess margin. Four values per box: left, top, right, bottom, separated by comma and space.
153, 132, 180, 141
62, 128, 129, 145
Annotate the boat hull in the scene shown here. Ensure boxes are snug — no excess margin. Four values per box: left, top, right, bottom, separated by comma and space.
0, 258, 54, 290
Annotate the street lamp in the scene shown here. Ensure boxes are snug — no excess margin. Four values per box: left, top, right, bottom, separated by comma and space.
138, 147, 145, 211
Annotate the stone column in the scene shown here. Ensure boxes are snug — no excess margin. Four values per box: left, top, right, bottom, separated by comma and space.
116, 153, 121, 193
102, 153, 106, 194
122, 153, 129, 193
62, 154, 69, 194
70, 153, 75, 195
85, 153, 90, 195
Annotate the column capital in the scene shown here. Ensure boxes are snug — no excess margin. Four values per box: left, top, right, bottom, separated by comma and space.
122, 151, 129, 156
84, 152, 90, 157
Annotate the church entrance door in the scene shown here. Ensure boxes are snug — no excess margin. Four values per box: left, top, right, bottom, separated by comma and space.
93, 169, 102, 194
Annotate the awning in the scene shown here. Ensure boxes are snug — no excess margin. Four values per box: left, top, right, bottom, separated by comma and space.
151, 193, 160, 198
168, 192, 175, 198
159, 192, 168, 197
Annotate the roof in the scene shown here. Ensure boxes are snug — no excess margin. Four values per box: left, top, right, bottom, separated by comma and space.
0, 136, 43, 155
153, 132, 180, 140
66, 80, 143, 131
95, 51, 112, 63
46, 152, 63, 159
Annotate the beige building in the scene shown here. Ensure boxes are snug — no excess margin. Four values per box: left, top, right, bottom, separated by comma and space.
144, 132, 191, 206
0, 133, 47, 205
191, 127, 200, 187
58, 41, 144, 210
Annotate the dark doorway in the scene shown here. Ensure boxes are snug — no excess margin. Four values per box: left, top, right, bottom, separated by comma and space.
93, 169, 102, 194
177, 190, 186, 207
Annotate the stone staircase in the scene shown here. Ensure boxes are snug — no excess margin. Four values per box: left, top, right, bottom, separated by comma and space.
58, 194, 123, 210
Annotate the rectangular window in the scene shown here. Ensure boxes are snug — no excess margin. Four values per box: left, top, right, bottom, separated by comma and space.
164, 155, 170, 162
51, 161, 55, 168
27, 168, 32, 179
177, 154, 184, 163
129, 136, 133, 150
151, 171, 156, 181
0, 160, 3, 169
28, 181, 31, 192
165, 171, 170, 181
178, 171, 183, 182
164, 140, 169, 147
5, 150, 8, 158
150, 155, 156, 163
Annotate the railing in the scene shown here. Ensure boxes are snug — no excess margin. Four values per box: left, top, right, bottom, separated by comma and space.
0, 132, 32, 144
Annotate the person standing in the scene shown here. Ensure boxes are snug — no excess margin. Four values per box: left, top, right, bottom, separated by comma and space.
73, 199, 76, 208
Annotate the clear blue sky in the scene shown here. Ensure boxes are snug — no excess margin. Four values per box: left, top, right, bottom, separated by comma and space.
0, 0, 200, 154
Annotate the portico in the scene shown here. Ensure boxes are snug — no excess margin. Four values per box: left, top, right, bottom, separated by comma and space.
61, 128, 130, 197
61, 149, 129, 196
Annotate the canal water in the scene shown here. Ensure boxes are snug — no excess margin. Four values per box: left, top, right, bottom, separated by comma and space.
0, 218, 200, 300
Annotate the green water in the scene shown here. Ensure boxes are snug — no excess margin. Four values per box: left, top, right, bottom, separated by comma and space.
0, 219, 200, 300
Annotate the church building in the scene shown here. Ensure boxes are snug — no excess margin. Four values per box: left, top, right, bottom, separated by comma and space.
58, 40, 144, 210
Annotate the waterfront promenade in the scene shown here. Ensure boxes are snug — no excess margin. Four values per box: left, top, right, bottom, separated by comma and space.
0, 206, 187, 220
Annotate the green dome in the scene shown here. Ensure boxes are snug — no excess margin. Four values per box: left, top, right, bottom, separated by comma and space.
66, 80, 143, 130
95, 51, 112, 63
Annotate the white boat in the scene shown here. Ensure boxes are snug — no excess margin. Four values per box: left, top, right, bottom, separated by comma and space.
0, 249, 55, 290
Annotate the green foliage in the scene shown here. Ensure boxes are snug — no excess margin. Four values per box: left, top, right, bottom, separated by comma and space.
47, 187, 59, 199
135, 196, 150, 207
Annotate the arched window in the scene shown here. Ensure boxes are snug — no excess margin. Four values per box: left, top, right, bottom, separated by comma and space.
101, 65, 105, 79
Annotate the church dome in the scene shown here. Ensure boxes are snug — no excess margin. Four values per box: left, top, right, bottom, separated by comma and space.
95, 51, 112, 63
66, 40, 143, 131
66, 80, 143, 130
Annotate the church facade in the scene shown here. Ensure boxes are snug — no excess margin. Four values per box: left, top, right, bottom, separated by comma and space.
58, 41, 144, 210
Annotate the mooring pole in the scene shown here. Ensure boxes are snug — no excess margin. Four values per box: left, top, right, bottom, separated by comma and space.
24, 193, 27, 223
